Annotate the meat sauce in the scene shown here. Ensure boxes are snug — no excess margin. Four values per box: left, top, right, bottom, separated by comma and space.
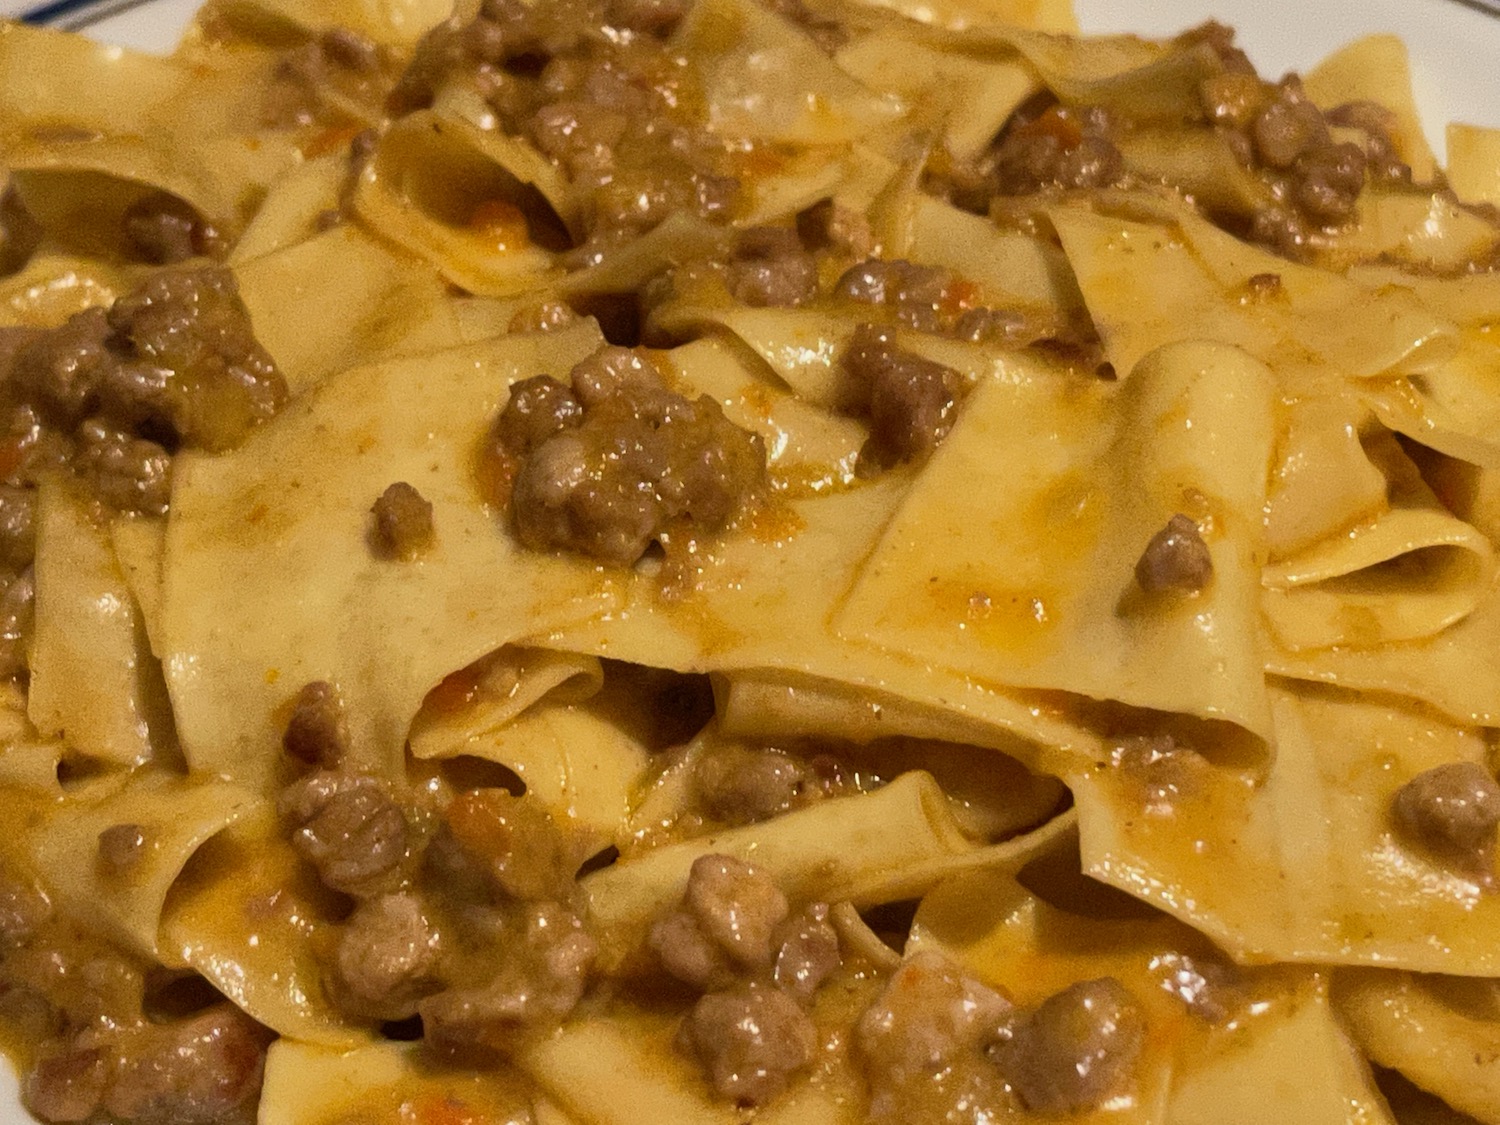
0, 1, 1493, 1122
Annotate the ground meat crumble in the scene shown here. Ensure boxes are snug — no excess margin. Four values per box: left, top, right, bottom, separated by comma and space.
487, 344, 768, 565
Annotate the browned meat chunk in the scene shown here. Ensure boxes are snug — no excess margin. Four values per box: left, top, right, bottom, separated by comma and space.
650, 908, 737, 991
605, 0, 690, 33
103, 267, 286, 453
842, 325, 961, 470
797, 199, 873, 258
772, 903, 840, 1002
1393, 761, 1500, 880
990, 977, 1145, 1114
650, 854, 789, 989
103, 1004, 271, 1125
0, 187, 41, 276
856, 951, 1012, 1097
0, 485, 36, 570
528, 100, 628, 179
682, 984, 816, 1106
1111, 735, 1208, 815
1295, 142, 1368, 222
278, 772, 409, 896
726, 227, 817, 309
1134, 514, 1213, 593
691, 744, 814, 825
990, 103, 1122, 195
9, 308, 113, 426
282, 680, 350, 769
370, 482, 435, 561
442, 789, 579, 902
120, 192, 223, 265
334, 893, 442, 1020
1153, 950, 1244, 1023
24, 1047, 107, 1123
684, 855, 789, 972
835, 259, 953, 332
501, 346, 766, 565
421, 902, 595, 1057
506, 301, 579, 336
1325, 101, 1411, 182
74, 421, 172, 516
1251, 86, 1328, 169
319, 27, 383, 72
954, 307, 1027, 345
495, 375, 583, 456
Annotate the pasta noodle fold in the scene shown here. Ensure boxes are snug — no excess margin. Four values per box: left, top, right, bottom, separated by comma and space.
583, 770, 1059, 962
909, 842, 1393, 1125
834, 339, 1275, 737
28, 477, 171, 767
353, 111, 567, 295
1261, 429, 1496, 651
1333, 969, 1500, 1123
675, 0, 906, 145
23, 771, 263, 961
1073, 681, 1500, 973
157, 322, 617, 785
160, 810, 362, 1045
1051, 205, 1456, 391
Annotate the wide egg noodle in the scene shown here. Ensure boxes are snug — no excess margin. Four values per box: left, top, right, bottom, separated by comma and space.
1050, 203, 1456, 391
1266, 577, 1500, 727
0, 22, 188, 136
0, 684, 66, 792
834, 340, 1274, 739
260, 1039, 565, 1125
1261, 428, 1496, 652
908, 832, 1393, 1125
1300, 34, 1438, 183
901, 195, 1084, 320
23, 770, 263, 963
1168, 974, 1397, 1125
209, 0, 453, 48
352, 111, 565, 296
520, 1012, 865, 1125
419, 698, 651, 843
0, 252, 144, 327
713, 669, 1091, 781
1347, 265, 1500, 469
160, 809, 365, 1045
842, 0, 1076, 34
833, 29, 1036, 161
235, 224, 470, 393
1334, 969, 1500, 1123
642, 723, 1065, 843
1332, 190, 1500, 274
0, 30, 308, 253
1448, 122, 1500, 208
583, 772, 1070, 965
675, 0, 907, 146
229, 153, 349, 266
109, 517, 167, 658
531, 448, 1103, 775
28, 476, 172, 767
1073, 680, 1500, 973
662, 335, 868, 489
157, 321, 618, 786
1264, 394, 1387, 560
407, 646, 604, 761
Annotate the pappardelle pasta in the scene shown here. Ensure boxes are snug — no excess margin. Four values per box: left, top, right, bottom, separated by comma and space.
0, 0, 1498, 1121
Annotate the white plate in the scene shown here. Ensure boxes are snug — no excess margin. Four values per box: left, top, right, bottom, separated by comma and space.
1, 0, 1496, 1122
